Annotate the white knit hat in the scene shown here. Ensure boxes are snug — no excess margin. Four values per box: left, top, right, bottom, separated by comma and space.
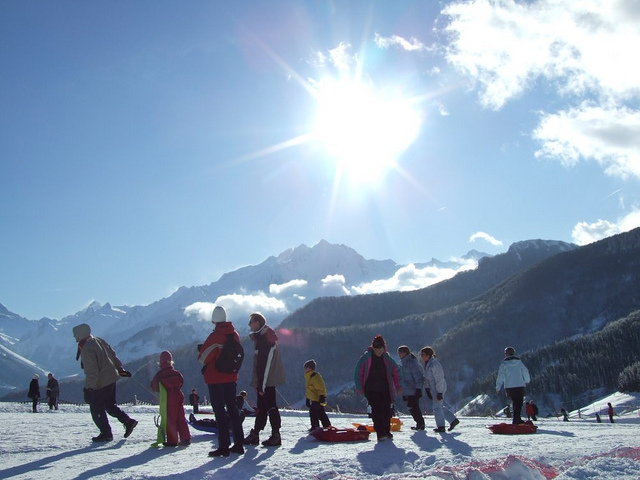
211, 305, 227, 323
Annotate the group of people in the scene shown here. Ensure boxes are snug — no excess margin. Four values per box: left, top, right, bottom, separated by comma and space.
64, 313, 614, 454
27, 372, 60, 413
354, 335, 461, 442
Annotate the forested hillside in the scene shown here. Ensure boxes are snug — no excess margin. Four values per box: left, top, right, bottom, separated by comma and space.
471, 310, 640, 412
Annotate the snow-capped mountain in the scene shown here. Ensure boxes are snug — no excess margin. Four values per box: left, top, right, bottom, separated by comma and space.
0, 240, 488, 395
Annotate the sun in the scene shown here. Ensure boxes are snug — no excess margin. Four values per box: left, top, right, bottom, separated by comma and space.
312, 77, 422, 184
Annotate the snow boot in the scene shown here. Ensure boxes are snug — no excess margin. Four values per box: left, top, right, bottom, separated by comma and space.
230, 443, 245, 455
208, 447, 230, 457
433, 426, 446, 433
261, 431, 281, 447
243, 429, 260, 445
124, 419, 138, 438
92, 433, 113, 442
448, 418, 460, 431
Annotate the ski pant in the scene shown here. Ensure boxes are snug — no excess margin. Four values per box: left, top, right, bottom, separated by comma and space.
253, 386, 281, 434
505, 387, 525, 424
89, 382, 131, 436
31, 396, 39, 413
208, 382, 244, 449
309, 402, 331, 429
404, 393, 424, 428
48, 395, 59, 410
425, 396, 456, 427
165, 391, 191, 445
365, 389, 392, 439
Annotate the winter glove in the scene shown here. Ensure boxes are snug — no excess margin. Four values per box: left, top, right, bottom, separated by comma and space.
83, 388, 94, 404
306, 398, 311, 408
437, 393, 443, 401
319, 395, 326, 406
426, 388, 432, 399
119, 369, 132, 377
415, 389, 422, 399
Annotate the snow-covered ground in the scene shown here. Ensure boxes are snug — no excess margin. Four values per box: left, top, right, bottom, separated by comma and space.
1, 393, 639, 480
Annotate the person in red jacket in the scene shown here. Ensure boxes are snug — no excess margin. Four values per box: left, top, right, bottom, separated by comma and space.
198, 305, 245, 457
150, 351, 191, 447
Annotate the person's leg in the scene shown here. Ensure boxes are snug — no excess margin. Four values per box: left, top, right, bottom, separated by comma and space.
309, 402, 321, 429
432, 399, 445, 430
507, 387, 525, 424
262, 386, 281, 445
209, 383, 231, 450
89, 388, 112, 437
407, 395, 425, 429
318, 405, 331, 427
222, 383, 244, 450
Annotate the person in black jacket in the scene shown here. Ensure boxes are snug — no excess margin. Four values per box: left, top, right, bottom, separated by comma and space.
243, 312, 285, 447
27, 374, 41, 413
46, 373, 60, 410
189, 388, 200, 414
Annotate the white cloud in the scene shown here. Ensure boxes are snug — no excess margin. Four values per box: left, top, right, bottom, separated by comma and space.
328, 42, 355, 72
269, 279, 308, 296
321, 274, 350, 296
470, 232, 503, 247
184, 294, 288, 324
534, 103, 640, 179
352, 261, 476, 295
571, 208, 640, 245
374, 33, 429, 52
443, 0, 640, 109
442, 0, 640, 179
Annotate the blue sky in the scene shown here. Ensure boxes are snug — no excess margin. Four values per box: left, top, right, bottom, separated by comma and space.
2, 0, 639, 320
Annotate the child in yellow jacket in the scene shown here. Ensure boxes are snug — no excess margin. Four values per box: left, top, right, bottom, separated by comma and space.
304, 359, 331, 431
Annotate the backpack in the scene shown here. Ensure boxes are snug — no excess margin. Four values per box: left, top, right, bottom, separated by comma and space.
215, 334, 244, 374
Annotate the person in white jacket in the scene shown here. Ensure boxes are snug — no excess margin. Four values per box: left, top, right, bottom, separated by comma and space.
495, 346, 531, 425
421, 346, 460, 433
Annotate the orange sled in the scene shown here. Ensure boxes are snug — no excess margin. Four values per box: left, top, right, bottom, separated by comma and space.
352, 417, 403, 432
311, 426, 371, 442
487, 421, 537, 434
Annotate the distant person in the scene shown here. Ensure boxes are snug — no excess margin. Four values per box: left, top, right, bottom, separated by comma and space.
495, 346, 530, 425
303, 359, 331, 431
72, 323, 138, 442
46, 372, 60, 410
525, 400, 538, 421
561, 408, 569, 421
421, 346, 460, 432
354, 335, 402, 442
237, 390, 256, 416
243, 312, 286, 447
189, 388, 200, 414
607, 402, 615, 423
27, 374, 41, 413
198, 305, 245, 457
150, 350, 191, 447
397, 346, 425, 431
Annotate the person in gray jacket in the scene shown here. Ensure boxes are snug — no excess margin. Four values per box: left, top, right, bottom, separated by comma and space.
397, 346, 425, 430
495, 346, 531, 425
73, 323, 138, 442
421, 346, 460, 432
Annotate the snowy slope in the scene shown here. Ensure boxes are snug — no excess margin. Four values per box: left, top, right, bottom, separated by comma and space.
0, 399, 639, 480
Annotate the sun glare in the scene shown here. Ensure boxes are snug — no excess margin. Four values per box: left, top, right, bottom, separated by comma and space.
313, 77, 422, 184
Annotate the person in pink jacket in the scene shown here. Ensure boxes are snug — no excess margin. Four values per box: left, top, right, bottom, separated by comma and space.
354, 335, 402, 442
150, 350, 191, 447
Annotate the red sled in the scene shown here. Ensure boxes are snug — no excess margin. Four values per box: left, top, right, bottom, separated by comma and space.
487, 421, 537, 434
310, 426, 371, 442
